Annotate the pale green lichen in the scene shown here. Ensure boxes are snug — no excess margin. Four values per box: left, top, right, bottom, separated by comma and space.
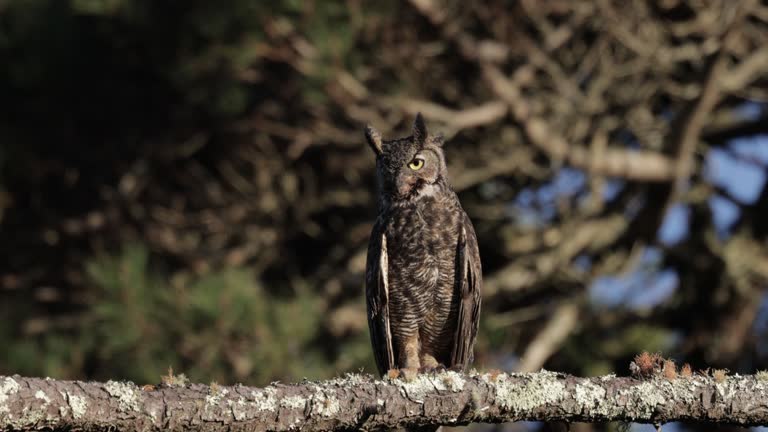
290, 417, 302, 430
281, 395, 307, 409
229, 398, 250, 421
470, 389, 488, 418
148, 406, 159, 424
104, 380, 141, 412
34, 390, 51, 404
714, 379, 736, 400
618, 380, 666, 417
205, 387, 228, 406
310, 391, 340, 417
6, 390, 54, 428
440, 371, 466, 392
662, 375, 712, 411
395, 371, 467, 403
575, 381, 609, 415
327, 373, 370, 387
757, 370, 768, 381
0, 377, 20, 415
18, 405, 47, 426
751, 376, 768, 393
491, 371, 566, 413
251, 388, 278, 412
24, 390, 53, 425
68, 394, 88, 419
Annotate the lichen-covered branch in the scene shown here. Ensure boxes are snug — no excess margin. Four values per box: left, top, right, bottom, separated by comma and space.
3, 371, 768, 431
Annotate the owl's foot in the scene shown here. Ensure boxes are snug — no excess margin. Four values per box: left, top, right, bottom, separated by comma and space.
399, 367, 419, 382
419, 353, 440, 370
418, 364, 446, 374
386, 368, 419, 381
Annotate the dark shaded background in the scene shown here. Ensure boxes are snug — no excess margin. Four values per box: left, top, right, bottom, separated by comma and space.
1, 1, 768, 430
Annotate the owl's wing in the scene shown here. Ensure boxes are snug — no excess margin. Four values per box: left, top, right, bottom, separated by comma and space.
365, 220, 396, 376
450, 214, 483, 370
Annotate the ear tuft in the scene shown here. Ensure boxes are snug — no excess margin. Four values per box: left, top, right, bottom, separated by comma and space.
412, 112, 428, 145
432, 132, 445, 147
365, 125, 383, 155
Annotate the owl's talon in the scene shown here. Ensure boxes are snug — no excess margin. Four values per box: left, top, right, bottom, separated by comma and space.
418, 364, 447, 374
399, 367, 418, 381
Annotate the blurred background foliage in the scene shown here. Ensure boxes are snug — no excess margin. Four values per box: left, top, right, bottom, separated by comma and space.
1, 4, 768, 427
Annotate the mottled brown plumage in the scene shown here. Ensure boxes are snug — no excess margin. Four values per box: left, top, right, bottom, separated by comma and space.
365, 114, 482, 377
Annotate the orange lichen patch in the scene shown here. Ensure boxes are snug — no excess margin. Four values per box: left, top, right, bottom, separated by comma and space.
387, 369, 400, 380
713, 369, 728, 383
161, 366, 189, 387
486, 369, 503, 382
681, 363, 692, 377
663, 360, 677, 380
632, 351, 663, 376
161, 366, 175, 385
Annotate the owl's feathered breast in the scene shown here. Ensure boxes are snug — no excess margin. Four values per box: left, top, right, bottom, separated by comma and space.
382, 189, 464, 346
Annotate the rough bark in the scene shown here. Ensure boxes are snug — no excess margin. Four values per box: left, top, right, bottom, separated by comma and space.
2, 371, 768, 431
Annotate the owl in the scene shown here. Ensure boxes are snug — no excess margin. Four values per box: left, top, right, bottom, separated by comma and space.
365, 113, 482, 378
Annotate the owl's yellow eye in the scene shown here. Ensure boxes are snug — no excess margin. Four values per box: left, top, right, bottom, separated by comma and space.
408, 158, 424, 170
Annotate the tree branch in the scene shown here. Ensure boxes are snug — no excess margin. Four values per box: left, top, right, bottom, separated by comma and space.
3, 371, 768, 431
481, 65, 678, 182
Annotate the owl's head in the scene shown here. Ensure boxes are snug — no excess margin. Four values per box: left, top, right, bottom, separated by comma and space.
365, 113, 447, 202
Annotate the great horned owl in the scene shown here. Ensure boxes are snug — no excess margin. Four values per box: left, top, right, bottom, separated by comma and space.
365, 113, 482, 377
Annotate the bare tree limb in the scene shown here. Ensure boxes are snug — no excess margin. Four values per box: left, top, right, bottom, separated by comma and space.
398, 99, 508, 138
484, 214, 628, 296
482, 65, 677, 182
668, 0, 754, 199
3, 372, 768, 431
